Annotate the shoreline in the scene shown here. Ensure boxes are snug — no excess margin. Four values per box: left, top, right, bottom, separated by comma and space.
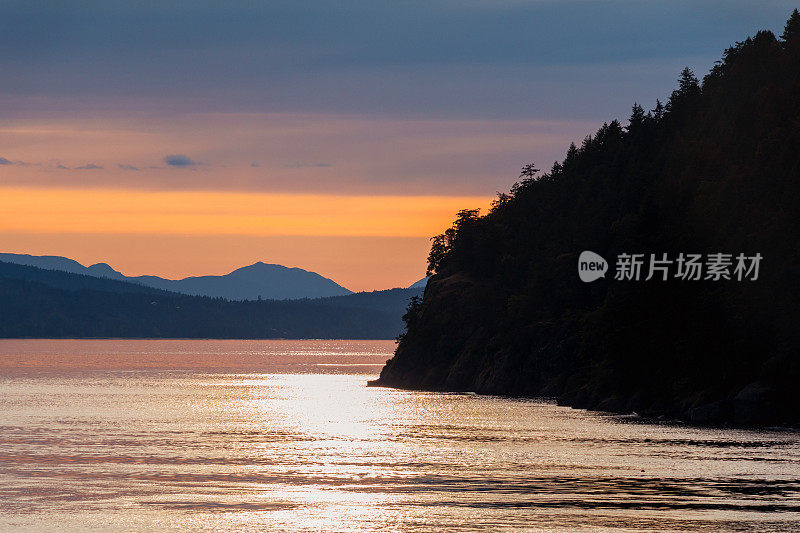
367, 377, 800, 430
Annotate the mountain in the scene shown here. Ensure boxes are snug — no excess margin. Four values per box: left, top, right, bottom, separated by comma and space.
408, 277, 429, 289
371, 14, 800, 426
0, 253, 352, 300
0, 253, 91, 276
0, 260, 166, 296
128, 262, 351, 300
86, 262, 127, 280
0, 260, 420, 339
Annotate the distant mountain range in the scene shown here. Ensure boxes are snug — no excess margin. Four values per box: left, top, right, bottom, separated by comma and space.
0, 260, 424, 339
408, 277, 429, 289
0, 253, 353, 301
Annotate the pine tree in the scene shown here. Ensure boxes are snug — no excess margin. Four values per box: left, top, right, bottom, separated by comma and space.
782, 9, 800, 41
677, 67, 700, 94
782, 9, 800, 49
667, 68, 701, 115
519, 163, 540, 180
653, 99, 664, 121
565, 142, 578, 162
627, 103, 645, 131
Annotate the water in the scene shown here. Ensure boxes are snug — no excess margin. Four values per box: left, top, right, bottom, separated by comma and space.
0, 339, 798, 531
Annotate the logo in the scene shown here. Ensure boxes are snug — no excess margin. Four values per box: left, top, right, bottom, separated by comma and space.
576, 251, 762, 282
578, 251, 608, 282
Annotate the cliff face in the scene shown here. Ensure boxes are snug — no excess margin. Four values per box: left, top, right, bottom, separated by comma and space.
376, 272, 574, 397
371, 15, 800, 426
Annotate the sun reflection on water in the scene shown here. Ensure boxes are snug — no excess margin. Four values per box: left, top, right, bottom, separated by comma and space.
0, 339, 799, 531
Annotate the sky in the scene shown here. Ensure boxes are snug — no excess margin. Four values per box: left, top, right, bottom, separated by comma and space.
0, 1, 796, 291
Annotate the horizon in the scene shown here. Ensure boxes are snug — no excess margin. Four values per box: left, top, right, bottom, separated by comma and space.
1, 1, 795, 291
0, 250, 427, 292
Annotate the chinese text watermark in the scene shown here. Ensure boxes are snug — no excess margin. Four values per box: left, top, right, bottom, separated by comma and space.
579, 251, 762, 282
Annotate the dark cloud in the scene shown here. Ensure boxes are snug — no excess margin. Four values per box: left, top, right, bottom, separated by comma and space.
56, 164, 69, 169
288, 162, 332, 168
118, 164, 139, 171
250, 162, 260, 167
0, 157, 12, 165
164, 154, 196, 167
76, 163, 103, 170
0, 2, 794, 121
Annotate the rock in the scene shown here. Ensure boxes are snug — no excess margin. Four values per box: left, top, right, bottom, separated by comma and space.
597, 395, 626, 413
733, 381, 777, 426
689, 400, 728, 425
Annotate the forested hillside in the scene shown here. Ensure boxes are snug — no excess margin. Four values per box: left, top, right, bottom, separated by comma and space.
0, 253, 352, 300
372, 12, 800, 426
0, 261, 421, 339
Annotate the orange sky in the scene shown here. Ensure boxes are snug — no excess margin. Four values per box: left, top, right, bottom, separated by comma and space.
0, 113, 585, 290
0, 186, 491, 291
3, 2, 788, 293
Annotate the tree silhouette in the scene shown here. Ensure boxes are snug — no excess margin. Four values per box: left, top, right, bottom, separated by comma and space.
652, 99, 664, 120
383, 11, 800, 426
627, 103, 645, 131
677, 66, 699, 93
782, 8, 800, 43
519, 163, 540, 180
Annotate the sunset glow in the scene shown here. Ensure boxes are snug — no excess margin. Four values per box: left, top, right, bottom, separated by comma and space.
0, 187, 491, 238
0, 186, 490, 290
0, 113, 561, 289
2, 3, 799, 532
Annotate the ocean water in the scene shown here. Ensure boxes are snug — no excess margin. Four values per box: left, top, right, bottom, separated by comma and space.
0, 339, 798, 532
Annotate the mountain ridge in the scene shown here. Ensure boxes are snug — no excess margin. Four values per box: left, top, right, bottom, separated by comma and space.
0, 253, 352, 301
0, 260, 423, 339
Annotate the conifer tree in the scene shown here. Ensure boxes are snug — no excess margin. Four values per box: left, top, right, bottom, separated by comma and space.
781, 8, 800, 43
627, 103, 645, 131
677, 67, 700, 94
652, 99, 664, 121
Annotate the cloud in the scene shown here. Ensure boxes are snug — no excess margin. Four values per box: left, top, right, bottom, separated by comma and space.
164, 154, 196, 167
287, 162, 333, 168
0, 114, 592, 195
0, 2, 794, 125
56, 164, 70, 169
0, 158, 35, 166
250, 162, 260, 167
118, 164, 139, 171
76, 163, 103, 170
